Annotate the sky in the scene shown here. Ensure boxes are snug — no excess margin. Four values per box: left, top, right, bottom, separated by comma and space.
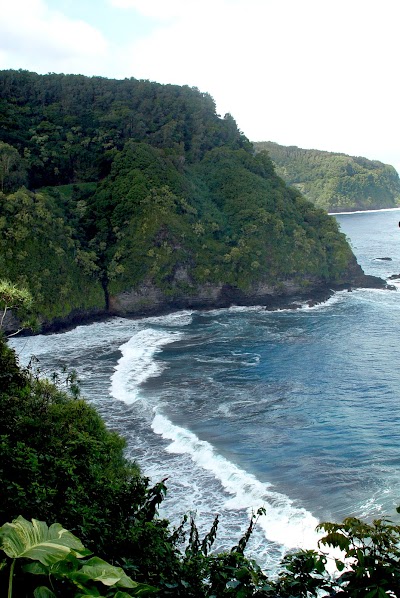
1, 0, 399, 172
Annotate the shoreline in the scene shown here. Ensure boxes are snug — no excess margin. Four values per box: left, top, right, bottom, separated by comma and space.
330, 206, 400, 216
21, 287, 337, 336
20, 276, 388, 337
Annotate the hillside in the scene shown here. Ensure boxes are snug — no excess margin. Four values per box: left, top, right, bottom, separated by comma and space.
253, 141, 400, 212
0, 70, 384, 331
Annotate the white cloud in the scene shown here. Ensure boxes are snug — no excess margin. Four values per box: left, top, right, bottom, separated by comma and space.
111, 0, 400, 169
0, 0, 399, 170
109, 0, 219, 19
0, 0, 109, 74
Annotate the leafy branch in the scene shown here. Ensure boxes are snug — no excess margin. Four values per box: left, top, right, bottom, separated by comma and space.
0, 279, 37, 336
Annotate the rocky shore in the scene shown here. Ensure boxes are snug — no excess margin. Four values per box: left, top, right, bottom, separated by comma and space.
6, 265, 389, 337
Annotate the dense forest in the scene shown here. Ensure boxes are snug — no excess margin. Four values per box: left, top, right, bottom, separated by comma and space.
253, 141, 400, 212
0, 69, 377, 330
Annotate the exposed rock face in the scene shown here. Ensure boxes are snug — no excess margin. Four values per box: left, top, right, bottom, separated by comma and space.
4, 261, 388, 336
2, 311, 21, 334
2, 304, 108, 336
340, 256, 387, 290
108, 262, 387, 319
109, 280, 226, 315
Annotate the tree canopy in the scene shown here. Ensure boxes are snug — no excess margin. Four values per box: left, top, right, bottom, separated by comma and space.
254, 141, 400, 212
0, 70, 363, 329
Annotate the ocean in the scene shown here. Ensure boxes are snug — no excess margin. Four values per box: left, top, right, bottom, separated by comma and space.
10, 207, 400, 571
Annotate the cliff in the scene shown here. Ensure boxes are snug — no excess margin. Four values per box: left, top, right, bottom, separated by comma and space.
0, 70, 387, 332
253, 141, 400, 212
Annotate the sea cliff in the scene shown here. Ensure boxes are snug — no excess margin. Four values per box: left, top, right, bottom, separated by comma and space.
0, 70, 387, 334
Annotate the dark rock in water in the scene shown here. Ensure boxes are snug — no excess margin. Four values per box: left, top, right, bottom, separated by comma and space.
388, 274, 400, 280
374, 257, 392, 261
289, 303, 303, 310
307, 300, 318, 308
355, 274, 388, 289
386, 284, 397, 291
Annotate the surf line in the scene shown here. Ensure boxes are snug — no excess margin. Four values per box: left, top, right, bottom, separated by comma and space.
110, 327, 185, 404
151, 411, 321, 553
331, 207, 400, 215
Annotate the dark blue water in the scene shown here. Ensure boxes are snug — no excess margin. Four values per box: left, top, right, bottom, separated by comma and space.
11, 208, 400, 570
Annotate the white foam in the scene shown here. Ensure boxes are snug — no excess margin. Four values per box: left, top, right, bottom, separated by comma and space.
144, 310, 195, 327
357, 496, 384, 519
199, 297, 338, 320
260, 291, 347, 314
193, 352, 260, 366
331, 207, 400, 215
10, 311, 194, 365
387, 278, 400, 288
301, 290, 347, 311
227, 305, 266, 313
204, 305, 265, 316
10, 317, 138, 363
110, 328, 183, 404
152, 412, 321, 552
350, 287, 399, 303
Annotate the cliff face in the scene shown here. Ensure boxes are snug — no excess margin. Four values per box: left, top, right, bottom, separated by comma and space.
2, 257, 386, 335
0, 70, 385, 333
102, 261, 387, 323
108, 255, 385, 318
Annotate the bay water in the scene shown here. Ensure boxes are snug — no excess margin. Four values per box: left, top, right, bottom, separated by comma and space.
10, 208, 400, 570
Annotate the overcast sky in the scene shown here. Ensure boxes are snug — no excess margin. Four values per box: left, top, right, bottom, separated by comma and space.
1, 0, 399, 172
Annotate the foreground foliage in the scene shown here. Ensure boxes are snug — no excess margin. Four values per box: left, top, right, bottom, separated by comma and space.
317, 516, 400, 596
0, 278, 36, 335
0, 515, 156, 597
4, 514, 400, 597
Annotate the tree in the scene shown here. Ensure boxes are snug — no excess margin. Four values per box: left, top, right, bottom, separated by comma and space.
0, 142, 26, 193
0, 279, 35, 336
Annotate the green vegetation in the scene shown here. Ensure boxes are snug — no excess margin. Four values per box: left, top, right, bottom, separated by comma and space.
253, 141, 400, 212
0, 279, 35, 335
0, 70, 362, 328
0, 187, 105, 323
0, 141, 26, 193
0, 516, 156, 597
2, 336, 400, 596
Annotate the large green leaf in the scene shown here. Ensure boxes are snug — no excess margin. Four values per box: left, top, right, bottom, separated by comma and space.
71, 556, 136, 587
23, 561, 48, 575
0, 516, 89, 565
33, 587, 57, 598
114, 590, 158, 597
